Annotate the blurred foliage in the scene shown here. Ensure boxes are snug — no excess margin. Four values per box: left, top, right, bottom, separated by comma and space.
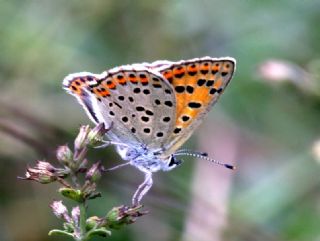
1, 0, 320, 241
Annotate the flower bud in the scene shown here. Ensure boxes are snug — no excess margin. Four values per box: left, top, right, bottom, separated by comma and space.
74, 125, 90, 151
71, 206, 80, 227
78, 158, 88, 173
24, 167, 57, 184
20, 161, 62, 184
85, 162, 103, 183
36, 161, 56, 172
50, 200, 71, 222
56, 145, 73, 166
105, 205, 147, 229
87, 123, 107, 146
86, 216, 103, 230
81, 182, 101, 200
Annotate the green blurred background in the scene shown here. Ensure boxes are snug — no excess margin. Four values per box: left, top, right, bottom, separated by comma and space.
1, 0, 320, 241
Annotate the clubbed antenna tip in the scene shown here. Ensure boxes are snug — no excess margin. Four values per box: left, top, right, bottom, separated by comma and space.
224, 164, 236, 170
174, 150, 236, 171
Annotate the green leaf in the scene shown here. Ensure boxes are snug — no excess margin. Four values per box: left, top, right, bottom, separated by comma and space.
48, 229, 74, 238
87, 227, 111, 238
63, 222, 74, 233
59, 187, 84, 202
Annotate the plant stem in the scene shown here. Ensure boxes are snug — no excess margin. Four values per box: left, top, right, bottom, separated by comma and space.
71, 170, 81, 188
79, 201, 87, 241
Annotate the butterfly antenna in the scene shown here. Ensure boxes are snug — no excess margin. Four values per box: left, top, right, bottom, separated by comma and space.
174, 151, 235, 170
175, 149, 208, 156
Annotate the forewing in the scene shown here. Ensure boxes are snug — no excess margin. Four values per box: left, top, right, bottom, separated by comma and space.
63, 66, 177, 149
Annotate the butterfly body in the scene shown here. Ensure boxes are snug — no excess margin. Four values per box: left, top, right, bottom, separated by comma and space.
63, 56, 236, 205
115, 144, 176, 173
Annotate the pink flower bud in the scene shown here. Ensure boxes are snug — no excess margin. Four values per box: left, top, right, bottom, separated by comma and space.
36, 161, 56, 172
50, 200, 71, 222
71, 206, 80, 227
56, 145, 73, 165
74, 125, 91, 151
86, 162, 103, 183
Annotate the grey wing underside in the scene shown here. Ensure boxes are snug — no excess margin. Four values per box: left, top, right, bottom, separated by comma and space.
63, 65, 177, 152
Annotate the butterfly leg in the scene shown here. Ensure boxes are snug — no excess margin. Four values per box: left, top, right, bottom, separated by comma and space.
95, 140, 129, 149
132, 171, 153, 206
103, 162, 130, 171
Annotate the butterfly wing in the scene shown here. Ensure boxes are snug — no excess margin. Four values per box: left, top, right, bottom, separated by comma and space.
63, 65, 177, 149
149, 56, 236, 156
63, 57, 235, 156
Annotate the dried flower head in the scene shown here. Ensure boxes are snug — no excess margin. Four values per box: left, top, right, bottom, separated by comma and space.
20, 161, 68, 184
22, 161, 57, 183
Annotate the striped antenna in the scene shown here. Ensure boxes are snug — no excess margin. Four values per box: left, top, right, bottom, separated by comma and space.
173, 151, 235, 170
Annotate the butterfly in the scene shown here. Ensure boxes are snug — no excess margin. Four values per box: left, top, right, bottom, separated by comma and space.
63, 56, 236, 206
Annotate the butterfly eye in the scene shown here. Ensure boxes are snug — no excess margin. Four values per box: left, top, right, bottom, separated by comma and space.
168, 155, 183, 167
